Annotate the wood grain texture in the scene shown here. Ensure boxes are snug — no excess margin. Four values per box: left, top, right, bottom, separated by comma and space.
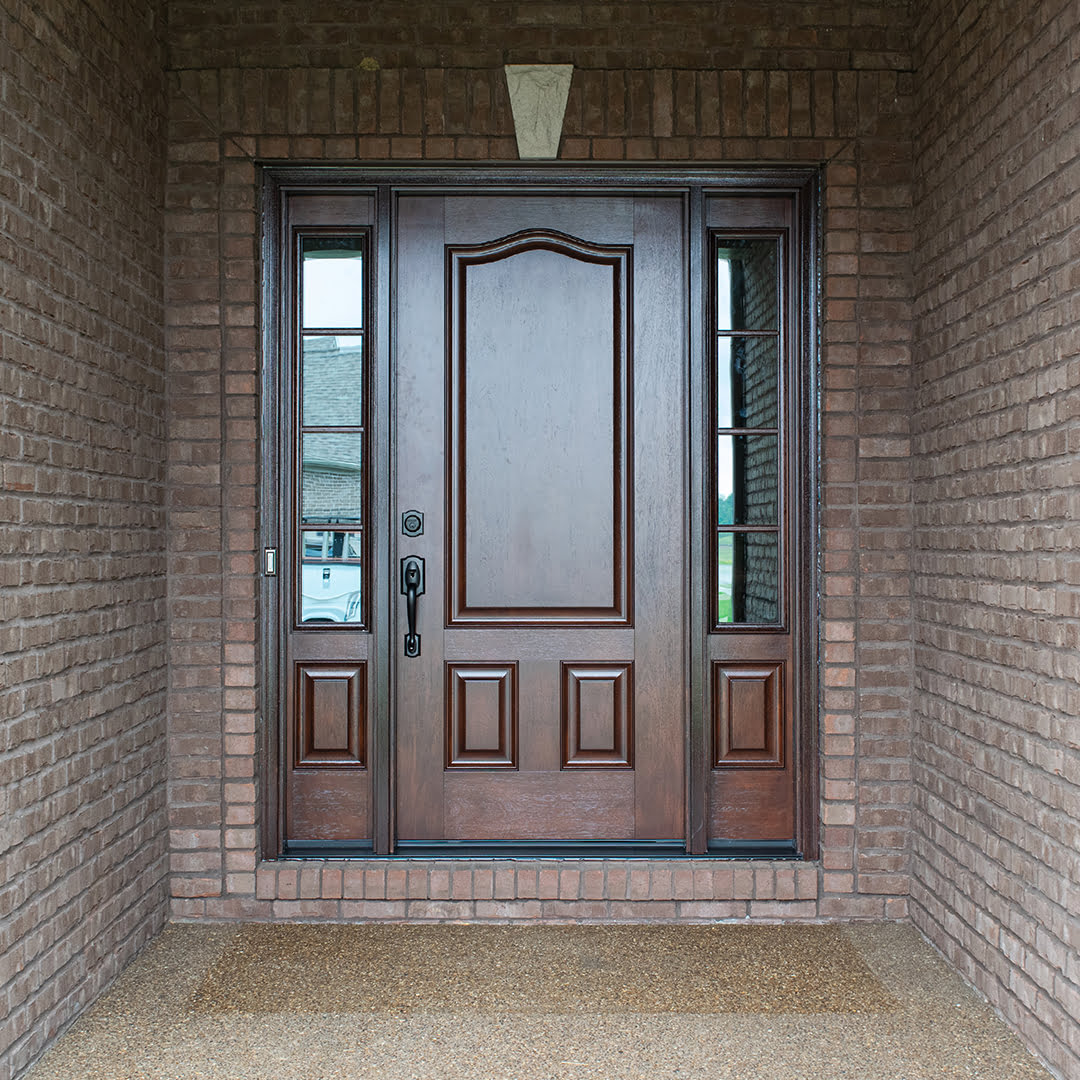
278, 190, 377, 847
629, 195, 687, 841
395, 192, 686, 844
445, 663, 518, 768
561, 662, 634, 769
393, 194, 449, 843
447, 231, 630, 625
265, 176, 816, 855
712, 661, 784, 767
704, 190, 802, 848
296, 662, 366, 767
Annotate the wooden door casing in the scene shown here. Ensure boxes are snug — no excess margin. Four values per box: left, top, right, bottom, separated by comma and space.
261, 170, 818, 861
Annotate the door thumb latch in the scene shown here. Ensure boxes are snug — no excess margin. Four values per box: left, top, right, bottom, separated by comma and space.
400, 556, 425, 657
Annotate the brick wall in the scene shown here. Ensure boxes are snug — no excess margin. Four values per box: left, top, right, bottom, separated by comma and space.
163, 0, 915, 923
911, 0, 1080, 1076
0, 2, 168, 1077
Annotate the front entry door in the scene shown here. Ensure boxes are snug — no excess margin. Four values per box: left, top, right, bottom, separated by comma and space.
393, 194, 687, 846
268, 170, 816, 860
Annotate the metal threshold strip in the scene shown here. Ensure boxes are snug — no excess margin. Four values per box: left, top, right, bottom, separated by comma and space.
281, 839, 802, 860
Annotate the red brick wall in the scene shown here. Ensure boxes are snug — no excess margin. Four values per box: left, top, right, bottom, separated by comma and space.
0, 2, 168, 1077
164, 1, 914, 921
911, 1, 1080, 1076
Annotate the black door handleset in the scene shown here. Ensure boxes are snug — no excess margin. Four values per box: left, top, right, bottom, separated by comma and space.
400, 556, 425, 657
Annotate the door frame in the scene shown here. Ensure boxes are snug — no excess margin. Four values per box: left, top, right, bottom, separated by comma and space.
259, 164, 820, 860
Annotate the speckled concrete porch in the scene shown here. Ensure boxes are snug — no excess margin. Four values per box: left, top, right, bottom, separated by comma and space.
24, 923, 1052, 1080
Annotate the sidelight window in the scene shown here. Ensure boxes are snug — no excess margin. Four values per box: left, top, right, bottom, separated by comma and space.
295, 234, 369, 626
712, 238, 784, 627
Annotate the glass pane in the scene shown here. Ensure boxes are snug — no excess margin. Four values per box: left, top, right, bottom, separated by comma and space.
299, 530, 363, 624
716, 240, 778, 331
717, 434, 779, 525
717, 532, 780, 624
717, 532, 735, 624
302, 335, 364, 427
301, 433, 363, 524
302, 236, 364, 329
717, 337, 779, 429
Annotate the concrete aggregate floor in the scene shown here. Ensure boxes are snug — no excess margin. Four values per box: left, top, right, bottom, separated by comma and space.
24, 922, 1052, 1080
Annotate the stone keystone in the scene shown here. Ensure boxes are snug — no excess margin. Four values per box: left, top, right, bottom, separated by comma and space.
504, 64, 574, 159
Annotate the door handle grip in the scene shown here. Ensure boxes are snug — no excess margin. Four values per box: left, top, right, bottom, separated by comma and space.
400, 556, 425, 657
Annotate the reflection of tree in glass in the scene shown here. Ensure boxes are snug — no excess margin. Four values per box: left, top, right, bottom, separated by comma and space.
717, 533, 734, 624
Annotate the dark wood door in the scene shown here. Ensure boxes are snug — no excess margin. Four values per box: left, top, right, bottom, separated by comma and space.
393, 194, 687, 845
268, 173, 816, 860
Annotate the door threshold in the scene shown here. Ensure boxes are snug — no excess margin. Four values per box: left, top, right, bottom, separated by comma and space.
280, 839, 802, 860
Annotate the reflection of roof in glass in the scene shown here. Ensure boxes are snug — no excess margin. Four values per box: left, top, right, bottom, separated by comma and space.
302, 336, 364, 427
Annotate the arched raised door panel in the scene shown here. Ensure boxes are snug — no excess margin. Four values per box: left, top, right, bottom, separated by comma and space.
260, 170, 818, 859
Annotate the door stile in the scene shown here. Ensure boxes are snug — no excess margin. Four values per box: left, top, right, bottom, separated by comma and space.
371, 185, 394, 854
687, 185, 709, 855
391, 193, 449, 845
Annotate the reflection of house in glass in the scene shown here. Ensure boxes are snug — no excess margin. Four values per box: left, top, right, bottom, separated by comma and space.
301, 432, 363, 523
299, 333, 366, 623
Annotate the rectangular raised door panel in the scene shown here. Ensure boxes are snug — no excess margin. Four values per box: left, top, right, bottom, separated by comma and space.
445, 663, 518, 768
287, 659, 370, 842
447, 231, 631, 625
712, 662, 783, 767
296, 662, 366, 766
562, 662, 634, 768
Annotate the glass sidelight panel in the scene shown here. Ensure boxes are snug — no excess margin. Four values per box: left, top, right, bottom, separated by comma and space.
715, 240, 779, 331
716, 435, 779, 525
302, 236, 365, 329
716, 532, 780, 625
716, 337, 779, 429
713, 232, 785, 630
302, 336, 364, 426
272, 195, 376, 856
301, 434, 364, 524
295, 230, 368, 629
299, 530, 364, 624
705, 187, 814, 855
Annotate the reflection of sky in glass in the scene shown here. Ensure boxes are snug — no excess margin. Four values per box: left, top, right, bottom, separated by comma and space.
717, 437, 732, 499
717, 338, 733, 427
302, 256, 364, 329
717, 257, 731, 330
717, 257, 732, 494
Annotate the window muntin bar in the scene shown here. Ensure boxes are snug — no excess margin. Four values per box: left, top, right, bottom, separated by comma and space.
713, 234, 784, 629
295, 232, 369, 627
